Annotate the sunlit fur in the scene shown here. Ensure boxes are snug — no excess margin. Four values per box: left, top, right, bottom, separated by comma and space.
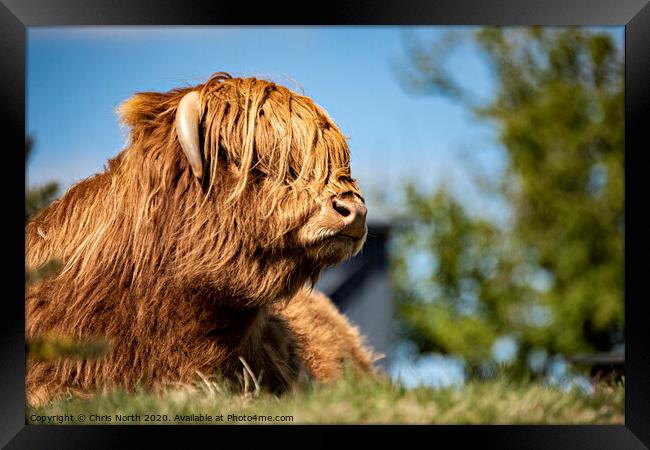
25, 73, 377, 406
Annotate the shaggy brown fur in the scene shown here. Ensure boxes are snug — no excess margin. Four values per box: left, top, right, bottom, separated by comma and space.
26, 72, 377, 406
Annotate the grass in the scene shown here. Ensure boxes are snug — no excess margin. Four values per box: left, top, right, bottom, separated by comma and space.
27, 371, 624, 425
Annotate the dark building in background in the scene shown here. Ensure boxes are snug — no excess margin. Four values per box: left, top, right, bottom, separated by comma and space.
315, 221, 394, 368
566, 351, 625, 384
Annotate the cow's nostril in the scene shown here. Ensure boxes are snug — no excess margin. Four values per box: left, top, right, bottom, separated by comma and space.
333, 199, 352, 218
331, 195, 367, 239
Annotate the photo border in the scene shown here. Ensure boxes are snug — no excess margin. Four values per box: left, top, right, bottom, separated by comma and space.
2, 0, 648, 447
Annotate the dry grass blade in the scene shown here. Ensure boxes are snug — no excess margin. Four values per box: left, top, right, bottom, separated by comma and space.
195, 370, 217, 396
239, 356, 261, 395
243, 367, 250, 395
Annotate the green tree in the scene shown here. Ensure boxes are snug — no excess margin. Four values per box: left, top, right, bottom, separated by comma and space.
392, 27, 623, 376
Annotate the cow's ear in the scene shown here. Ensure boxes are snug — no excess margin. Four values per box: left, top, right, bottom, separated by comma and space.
117, 91, 178, 129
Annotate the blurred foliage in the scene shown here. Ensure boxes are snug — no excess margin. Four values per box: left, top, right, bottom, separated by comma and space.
25, 137, 59, 220
27, 334, 110, 361
25, 137, 109, 361
26, 182, 59, 220
25, 258, 62, 284
393, 27, 623, 377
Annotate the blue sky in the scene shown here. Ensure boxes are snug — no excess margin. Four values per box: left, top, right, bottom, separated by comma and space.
27, 26, 623, 223
26, 26, 514, 222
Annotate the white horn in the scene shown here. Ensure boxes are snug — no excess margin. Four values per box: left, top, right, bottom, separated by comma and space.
175, 91, 203, 178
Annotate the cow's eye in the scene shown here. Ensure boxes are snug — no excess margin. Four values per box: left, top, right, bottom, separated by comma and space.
250, 166, 268, 181
287, 166, 300, 181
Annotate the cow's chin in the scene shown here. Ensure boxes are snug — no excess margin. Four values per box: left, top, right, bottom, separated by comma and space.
303, 233, 366, 267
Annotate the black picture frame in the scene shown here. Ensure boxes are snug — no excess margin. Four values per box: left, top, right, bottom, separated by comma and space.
2, 0, 649, 448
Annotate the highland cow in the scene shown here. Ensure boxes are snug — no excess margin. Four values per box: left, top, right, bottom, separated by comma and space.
26, 72, 378, 406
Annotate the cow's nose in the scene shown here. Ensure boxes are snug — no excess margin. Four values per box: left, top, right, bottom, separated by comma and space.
332, 195, 367, 239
